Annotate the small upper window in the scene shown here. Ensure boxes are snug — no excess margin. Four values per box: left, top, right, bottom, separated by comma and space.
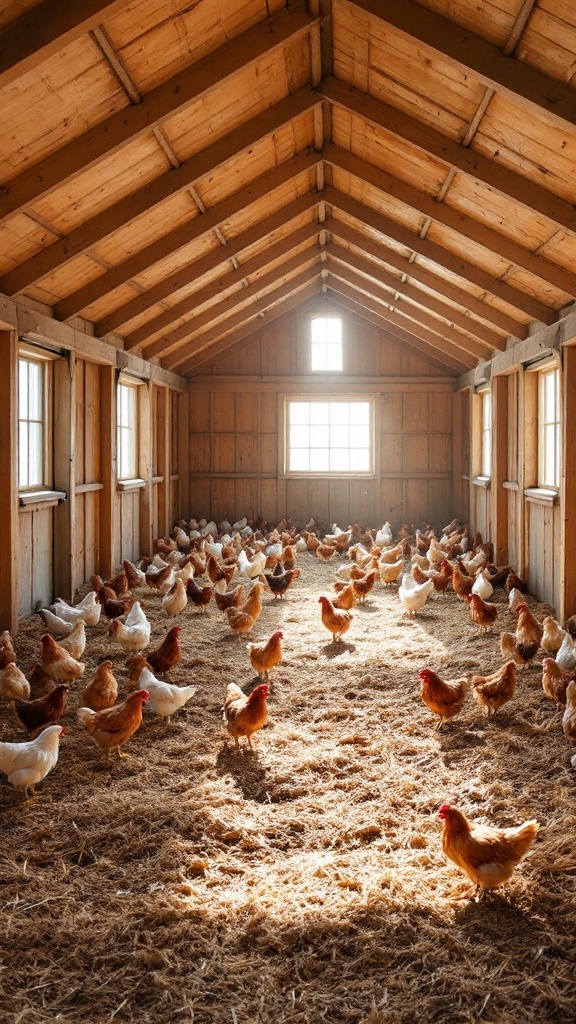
538, 367, 560, 487
311, 317, 342, 372
117, 381, 138, 480
18, 356, 46, 489
481, 390, 492, 478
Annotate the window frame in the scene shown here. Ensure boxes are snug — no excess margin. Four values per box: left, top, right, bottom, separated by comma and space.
17, 345, 54, 494
537, 365, 560, 490
309, 315, 343, 373
280, 394, 376, 479
480, 389, 492, 479
116, 377, 141, 483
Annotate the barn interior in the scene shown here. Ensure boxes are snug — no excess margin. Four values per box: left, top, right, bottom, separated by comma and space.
1, 3, 576, 1023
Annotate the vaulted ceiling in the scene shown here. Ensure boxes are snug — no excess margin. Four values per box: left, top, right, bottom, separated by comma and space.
1, 0, 576, 378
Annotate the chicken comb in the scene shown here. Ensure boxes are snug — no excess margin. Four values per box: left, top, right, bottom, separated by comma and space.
438, 803, 452, 817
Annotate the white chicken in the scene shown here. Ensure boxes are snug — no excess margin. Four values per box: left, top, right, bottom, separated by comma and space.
110, 601, 151, 652
161, 578, 188, 617
0, 724, 64, 798
398, 574, 434, 616
556, 633, 576, 674
133, 665, 197, 723
472, 569, 494, 601
375, 522, 393, 547
39, 608, 75, 636
50, 591, 101, 626
58, 619, 87, 660
0, 663, 31, 701
508, 587, 525, 616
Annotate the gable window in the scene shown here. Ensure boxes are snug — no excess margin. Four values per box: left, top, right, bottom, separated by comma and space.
284, 398, 373, 474
18, 353, 48, 490
311, 317, 342, 372
538, 367, 560, 488
117, 380, 139, 481
481, 390, 492, 478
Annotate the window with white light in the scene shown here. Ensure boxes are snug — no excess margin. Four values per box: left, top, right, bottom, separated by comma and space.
538, 367, 560, 487
310, 317, 342, 371
285, 399, 373, 474
481, 390, 492, 478
18, 356, 47, 489
117, 381, 139, 480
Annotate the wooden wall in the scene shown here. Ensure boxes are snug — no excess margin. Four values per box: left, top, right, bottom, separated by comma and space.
188, 309, 456, 531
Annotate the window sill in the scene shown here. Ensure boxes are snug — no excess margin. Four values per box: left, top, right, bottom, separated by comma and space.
117, 478, 146, 492
19, 489, 66, 509
524, 487, 559, 507
503, 480, 519, 492
472, 475, 491, 489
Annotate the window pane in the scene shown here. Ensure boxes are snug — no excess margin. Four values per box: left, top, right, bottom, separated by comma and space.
350, 424, 369, 447
351, 448, 370, 472
290, 449, 310, 472
28, 362, 43, 420
312, 425, 330, 448
19, 421, 29, 487
290, 425, 310, 448
350, 403, 370, 425
330, 448, 349, 471
29, 422, 43, 485
330, 404, 349, 425
311, 448, 330, 471
290, 402, 309, 425
310, 403, 329, 425
19, 361, 29, 419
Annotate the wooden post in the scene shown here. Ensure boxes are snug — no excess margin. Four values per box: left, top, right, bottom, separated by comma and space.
53, 351, 76, 600
99, 364, 116, 577
491, 374, 508, 565
0, 331, 19, 633
561, 344, 576, 621
139, 380, 153, 556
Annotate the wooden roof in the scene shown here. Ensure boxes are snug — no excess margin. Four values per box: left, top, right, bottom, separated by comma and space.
1, 0, 576, 378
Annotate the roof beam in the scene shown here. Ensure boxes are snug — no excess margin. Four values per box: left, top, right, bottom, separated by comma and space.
326, 143, 576, 297
0, 0, 129, 89
182, 289, 322, 376
327, 267, 475, 370
350, 0, 576, 130
167, 266, 321, 371
125, 222, 324, 350
325, 284, 462, 375
329, 220, 521, 338
324, 186, 553, 325
158, 254, 322, 366
0, 2, 318, 223
321, 76, 576, 238
59, 152, 321, 323
0, 89, 321, 296
327, 242, 501, 351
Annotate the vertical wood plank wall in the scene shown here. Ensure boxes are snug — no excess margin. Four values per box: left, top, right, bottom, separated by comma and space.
188, 312, 455, 531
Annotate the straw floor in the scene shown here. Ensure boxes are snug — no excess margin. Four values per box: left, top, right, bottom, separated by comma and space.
1, 553, 575, 1024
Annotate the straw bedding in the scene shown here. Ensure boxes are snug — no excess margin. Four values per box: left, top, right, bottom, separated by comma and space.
1, 552, 575, 1024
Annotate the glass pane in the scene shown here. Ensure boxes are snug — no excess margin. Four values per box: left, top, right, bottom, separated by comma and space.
324, 343, 342, 371
311, 343, 327, 372
330, 424, 349, 447
290, 449, 310, 472
19, 361, 29, 419
350, 403, 370, 425
330, 404, 349, 425
290, 425, 310, 448
311, 425, 330, 448
289, 402, 309, 425
127, 386, 137, 426
351, 448, 371, 472
29, 422, 43, 485
311, 318, 327, 345
310, 448, 330, 471
28, 362, 43, 420
330, 448, 349, 471
310, 403, 329, 425
350, 424, 369, 447
19, 422, 28, 487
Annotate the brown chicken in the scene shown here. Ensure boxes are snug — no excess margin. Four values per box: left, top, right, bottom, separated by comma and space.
316, 542, 338, 562
28, 664, 57, 697
0, 631, 15, 671
467, 594, 498, 634
260, 567, 300, 600
332, 582, 357, 610
238, 582, 264, 623
122, 559, 146, 589
505, 570, 528, 595
514, 604, 543, 665
471, 661, 516, 716
246, 631, 283, 681
77, 689, 150, 759
563, 682, 576, 744
318, 595, 353, 642
439, 803, 539, 892
144, 625, 182, 674
226, 607, 256, 637
223, 682, 269, 750
185, 576, 213, 613
541, 657, 573, 708
281, 544, 296, 571
96, 585, 135, 619
452, 564, 474, 601
145, 563, 174, 591
206, 553, 235, 587
91, 569, 130, 597
82, 661, 118, 711
40, 634, 85, 683
429, 560, 454, 596
14, 684, 69, 735
214, 583, 247, 615
352, 568, 377, 603
418, 668, 469, 729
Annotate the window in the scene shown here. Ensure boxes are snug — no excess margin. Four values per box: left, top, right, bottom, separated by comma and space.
117, 381, 138, 480
310, 317, 342, 371
538, 367, 560, 487
480, 390, 492, 478
285, 399, 373, 474
18, 355, 47, 489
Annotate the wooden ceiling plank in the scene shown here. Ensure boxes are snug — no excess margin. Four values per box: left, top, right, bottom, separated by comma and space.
149, 252, 321, 363
94, 185, 320, 335
326, 144, 576, 296
327, 265, 476, 368
328, 241, 501, 349
0, 0, 129, 88
351, 0, 576, 129
325, 186, 554, 325
0, 1, 318, 223
330, 221, 524, 337
125, 222, 322, 349
322, 77, 576, 237
325, 284, 461, 375
166, 267, 321, 371
182, 288, 322, 377
0, 89, 321, 297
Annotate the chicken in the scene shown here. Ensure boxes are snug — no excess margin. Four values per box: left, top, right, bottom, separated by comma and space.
332, 582, 357, 610
562, 681, 576, 744
471, 661, 516, 716
145, 563, 174, 591
123, 559, 147, 588
281, 544, 296, 571
541, 616, 568, 655
185, 576, 214, 613
214, 583, 247, 615
398, 574, 434, 616
352, 568, 377, 603
110, 601, 151, 653
0, 663, 31, 701
0, 631, 16, 671
82, 661, 118, 711
418, 668, 469, 729
316, 542, 338, 562
318, 595, 353, 642
467, 594, 498, 634
378, 558, 405, 585
40, 634, 85, 683
14, 684, 69, 735
77, 689, 150, 758
39, 608, 75, 636
416, 559, 453, 597
260, 567, 300, 600
225, 607, 256, 637
0, 724, 65, 799
452, 564, 474, 601
206, 553, 236, 587
28, 664, 56, 697
246, 631, 283, 681
472, 569, 494, 602
380, 538, 411, 564
96, 585, 135, 619
508, 587, 525, 616
541, 658, 573, 708
499, 631, 526, 667
161, 577, 188, 617
143, 625, 182, 675
438, 803, 539, 892
515, 604, 543, 665
555, 632, 576, 674
238, 582, 263, 624
131, 665, 196, 723
505, 570, 528, 595
58, 619, 86, 660
223, 682, 269, 750
51, 590, 101, 626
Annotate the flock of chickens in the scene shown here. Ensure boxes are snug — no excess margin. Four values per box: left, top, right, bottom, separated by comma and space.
1, 512, 575, 897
